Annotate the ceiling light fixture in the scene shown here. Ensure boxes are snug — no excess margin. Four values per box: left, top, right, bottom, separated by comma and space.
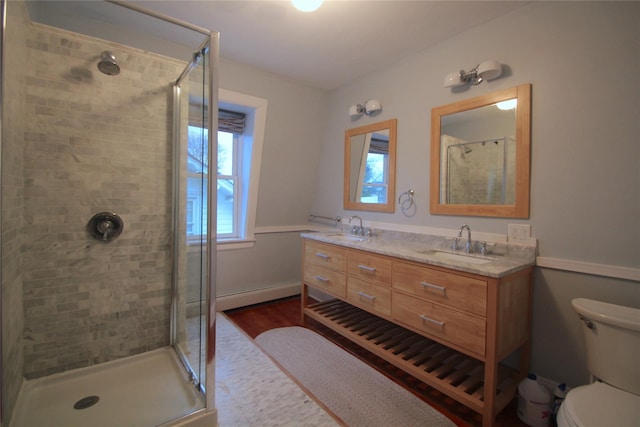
349, 100, 382, 118
291, 0, 324, 12
444, 60, 503, 88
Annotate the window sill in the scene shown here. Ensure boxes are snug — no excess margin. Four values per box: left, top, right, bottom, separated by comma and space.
217, 239, 256, 250
186, 238, 257, 251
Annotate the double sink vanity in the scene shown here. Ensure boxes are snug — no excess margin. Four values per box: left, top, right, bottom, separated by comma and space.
304, 83, 535, 426
301, 229, 535, 426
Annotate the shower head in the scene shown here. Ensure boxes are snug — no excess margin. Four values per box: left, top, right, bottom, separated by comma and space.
97, 51, 120, 76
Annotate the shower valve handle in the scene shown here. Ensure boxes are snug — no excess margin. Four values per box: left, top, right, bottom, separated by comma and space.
98, 220, 113, 240
88, 212, 123, 242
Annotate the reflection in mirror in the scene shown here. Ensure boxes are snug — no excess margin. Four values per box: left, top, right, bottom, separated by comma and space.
350, 129, 389, 203
430, 84, 531, 218
344, 119, 397, 212
441, 102, 516, 205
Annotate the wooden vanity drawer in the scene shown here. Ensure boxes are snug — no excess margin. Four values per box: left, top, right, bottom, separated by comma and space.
304, 240, 347, 272
392, 291, 486, 356
304, 264, 346, 298
347, 277, 391, 316
347, 250, 392, 287
393, 261, 487, 317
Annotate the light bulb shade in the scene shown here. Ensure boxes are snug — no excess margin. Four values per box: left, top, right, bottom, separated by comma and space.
444, 71, 464, 88
291, 0, 323, 12
364, 99, 382, 115
477, 60, 502, 80
349, 104, 362, 117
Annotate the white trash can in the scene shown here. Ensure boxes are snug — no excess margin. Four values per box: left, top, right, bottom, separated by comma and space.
517, 373, 552, 427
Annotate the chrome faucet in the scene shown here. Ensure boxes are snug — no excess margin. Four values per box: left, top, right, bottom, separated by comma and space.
458, 224, 473, 253
349, 215, 363, 236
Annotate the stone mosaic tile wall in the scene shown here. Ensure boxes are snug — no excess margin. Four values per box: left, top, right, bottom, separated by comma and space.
2, 1, 30, 421
446, 137, 516, 205
18, 20, 185, 379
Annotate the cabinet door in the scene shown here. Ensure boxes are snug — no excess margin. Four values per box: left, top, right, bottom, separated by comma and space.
347, 277, 391, 316
393, 261, 487, 316
304, 240, 347, 272
304, 264, 347, 299
347, 250, 392, 287
392, 292, 486, 357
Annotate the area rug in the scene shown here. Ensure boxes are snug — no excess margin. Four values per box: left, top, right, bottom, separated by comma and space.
216, 315, 338, 426
255, 326, 456, 427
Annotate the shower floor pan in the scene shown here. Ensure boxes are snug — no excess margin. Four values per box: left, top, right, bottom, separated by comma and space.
10, 347, 204, 427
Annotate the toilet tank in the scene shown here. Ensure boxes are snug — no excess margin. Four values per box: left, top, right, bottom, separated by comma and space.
572, 298, 640, 395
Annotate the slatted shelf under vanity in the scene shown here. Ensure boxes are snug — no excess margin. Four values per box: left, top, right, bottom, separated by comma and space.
304, 299, 520, 416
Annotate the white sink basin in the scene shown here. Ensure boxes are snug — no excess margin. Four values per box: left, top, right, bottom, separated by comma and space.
421, 250, 495, 265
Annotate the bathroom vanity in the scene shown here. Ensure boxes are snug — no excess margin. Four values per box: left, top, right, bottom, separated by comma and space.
301, 231, 535, 427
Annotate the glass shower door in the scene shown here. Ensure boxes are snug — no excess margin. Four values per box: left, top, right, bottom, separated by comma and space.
173, 46, 210, 392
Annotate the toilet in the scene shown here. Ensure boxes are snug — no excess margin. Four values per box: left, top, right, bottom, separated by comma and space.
557, 298, 640, 427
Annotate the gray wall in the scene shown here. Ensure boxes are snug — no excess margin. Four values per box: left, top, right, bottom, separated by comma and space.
215, 57, 328, 298
311, 1, 639, 387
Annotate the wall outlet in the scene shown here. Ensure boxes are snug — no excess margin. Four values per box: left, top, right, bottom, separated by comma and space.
508, 224, 531, 242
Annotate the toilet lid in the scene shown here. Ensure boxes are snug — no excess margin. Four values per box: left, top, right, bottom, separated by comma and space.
562, 381, 640, 427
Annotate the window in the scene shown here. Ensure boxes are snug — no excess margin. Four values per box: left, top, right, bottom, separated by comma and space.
186, 89, 267, 248
360, 151, 389, 203
358, 132, 390, 204
186, 125, 208, 238
216, 130, 238, 237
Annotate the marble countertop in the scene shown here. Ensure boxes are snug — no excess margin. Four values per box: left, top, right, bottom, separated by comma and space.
301, 230, 536, 278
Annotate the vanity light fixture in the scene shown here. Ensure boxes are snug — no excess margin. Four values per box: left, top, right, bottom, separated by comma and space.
291, 0, 323, 12
444, 59, 503, 88
349, 99, 382, 118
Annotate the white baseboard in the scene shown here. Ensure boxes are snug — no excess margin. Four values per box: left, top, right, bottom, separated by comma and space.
215, 282, 301, 311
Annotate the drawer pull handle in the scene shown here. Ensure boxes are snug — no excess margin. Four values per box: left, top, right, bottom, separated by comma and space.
315, 252, 330, 260
357, 291, 376, 301
357, 264, 376, 273
419, 314, 445, 328
314, 275, 329, 283
419, 281, 446, 293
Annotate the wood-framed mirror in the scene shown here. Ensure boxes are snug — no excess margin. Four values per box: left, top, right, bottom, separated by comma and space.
344, 119, 397, 212
430, 84, 531, 218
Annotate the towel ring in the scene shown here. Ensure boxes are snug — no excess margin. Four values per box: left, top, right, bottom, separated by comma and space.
398, 189, 415, 210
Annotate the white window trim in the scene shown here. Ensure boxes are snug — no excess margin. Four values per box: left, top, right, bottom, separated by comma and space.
217, 88, 267, 251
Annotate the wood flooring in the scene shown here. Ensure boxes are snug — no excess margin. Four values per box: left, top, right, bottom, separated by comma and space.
224, 295, 528, 427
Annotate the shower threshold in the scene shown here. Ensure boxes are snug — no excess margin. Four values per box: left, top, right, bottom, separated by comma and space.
10, 347, 204, 427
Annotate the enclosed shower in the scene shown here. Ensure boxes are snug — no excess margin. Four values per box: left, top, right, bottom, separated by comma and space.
445, 136, 516, 205
1, 1, 217, 426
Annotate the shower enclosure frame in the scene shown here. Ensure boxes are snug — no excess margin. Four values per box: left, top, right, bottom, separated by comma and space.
171, 40, 219, 401
0, 0, 219, 424
0, 2, 5, 424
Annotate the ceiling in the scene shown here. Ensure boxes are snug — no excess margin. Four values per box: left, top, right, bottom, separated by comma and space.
27, 1, 528, 91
